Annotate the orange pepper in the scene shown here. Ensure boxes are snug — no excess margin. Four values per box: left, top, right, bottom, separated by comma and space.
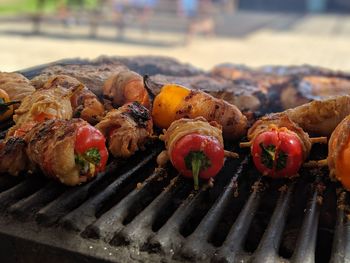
336, 138, 350, 190
152, 84, 191, 128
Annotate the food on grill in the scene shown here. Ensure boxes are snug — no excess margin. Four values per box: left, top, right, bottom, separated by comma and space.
0, 119, 108, 185
279, 95, 350, 137
147, 74, 265, 113
250, 125, 303, 178
0, 88, 20, 122
32, 75, 105, 125
0, 72, 36, 103
151, 84, 248, 139
244, 112, 327, 178
157, 117, 237, 190
7, 86, 73, 137
96, 102, 153, 158
0, 137, 30, 176
103, 70, 150, 109
328, 115, 350, 191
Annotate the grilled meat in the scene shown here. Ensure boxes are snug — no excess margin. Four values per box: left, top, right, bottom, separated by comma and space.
0, 137, 30, 176
96, 102, 153, 158
248, 113, 312, 161
32, 75, 105, 124
7, 87, 73, 137
103, 70, 150, 109
0, 72, 36, 103
1, 119, 108, 186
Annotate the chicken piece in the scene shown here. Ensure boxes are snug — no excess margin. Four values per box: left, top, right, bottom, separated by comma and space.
282, 95, 350, 137
32, 75, 105, 124
328, 115, 350, 191
96, 102, 153, 158
0, 72, 36, 103
0, 119, 108, 186
103, 70, 150, 109
0, 137, 31, 176
7, 87, 73, 137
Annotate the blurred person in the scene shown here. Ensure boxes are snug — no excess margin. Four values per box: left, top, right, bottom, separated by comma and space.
179, 0, 215, 44
112, 0, 129, 38
130, 0, 158, 33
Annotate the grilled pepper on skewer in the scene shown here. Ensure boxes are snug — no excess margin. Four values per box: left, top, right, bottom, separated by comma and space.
0, 119, 108, 186
151, 83, 248, 140
241, 113, 327, 178
157, 117, 238, 190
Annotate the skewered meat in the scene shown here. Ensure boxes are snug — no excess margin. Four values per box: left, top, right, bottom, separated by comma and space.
7, 87, 73, 137
328, 115, 350, 191
103, 70, 150, 109
0, 119, 109, 186
281, 95, 350, 137
0, 137, 30, 176
248, 113, 312, 162
151, 83, 248, 140
0, 72, 36, 103
96, 102, 153, 158
32, 75, 105, 124
157, 117, 225, 189
147, 74, 264, 113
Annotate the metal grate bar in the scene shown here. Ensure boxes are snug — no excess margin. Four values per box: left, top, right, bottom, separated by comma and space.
60, 153, 157, 232
82, 168, 168, 242
111, 176, 188, 246
36, 153, 156, 227
213, 189, 262, 263
291, 182, 323, 263
329, 191, 350, 263
252, 182, 295, 263
179, 157, 249, 261
8, 182, 66, 220
148, 182, 209, 254
0, 176, 46, 210
0, 176, 24, 193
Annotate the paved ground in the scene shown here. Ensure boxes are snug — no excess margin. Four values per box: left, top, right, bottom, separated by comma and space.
1, 12, 350, 72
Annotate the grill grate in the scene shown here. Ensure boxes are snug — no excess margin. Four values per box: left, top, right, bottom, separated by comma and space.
1, 60, 350, 262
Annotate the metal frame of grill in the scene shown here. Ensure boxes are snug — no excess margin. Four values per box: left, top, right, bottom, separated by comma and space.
0, 60, 349, 263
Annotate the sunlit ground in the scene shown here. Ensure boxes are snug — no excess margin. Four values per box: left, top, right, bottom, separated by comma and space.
1, 12, 350, 72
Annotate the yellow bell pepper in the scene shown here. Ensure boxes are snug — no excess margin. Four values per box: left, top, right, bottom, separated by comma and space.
152, 84, 191, 128
0, 88, 15, 122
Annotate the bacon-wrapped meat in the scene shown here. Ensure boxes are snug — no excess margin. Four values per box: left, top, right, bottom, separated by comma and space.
0, 72, 35, 103
103, 70, 150, 109
328, 115, 350, 191
246, 113, 313, 178
33, 75, 105, 124
151, 84, 248, 140
0, 119, 109, 186
157, 117, 236, 190
6, 87, 73, 137
95, 102, 153, 158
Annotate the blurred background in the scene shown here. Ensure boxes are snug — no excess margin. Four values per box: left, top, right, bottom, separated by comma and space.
0, 0, 350, 71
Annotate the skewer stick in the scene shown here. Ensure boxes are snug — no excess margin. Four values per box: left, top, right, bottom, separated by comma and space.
303, 159, 328, 168
224, 150, 239, 159
239, 141, 251, 148
310, 137, 328, 144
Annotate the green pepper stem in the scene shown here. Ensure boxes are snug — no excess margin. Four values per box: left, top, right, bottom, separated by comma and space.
191, 157, 202, 191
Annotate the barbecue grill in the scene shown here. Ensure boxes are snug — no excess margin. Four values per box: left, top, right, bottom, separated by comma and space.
0, 60, 349, 263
